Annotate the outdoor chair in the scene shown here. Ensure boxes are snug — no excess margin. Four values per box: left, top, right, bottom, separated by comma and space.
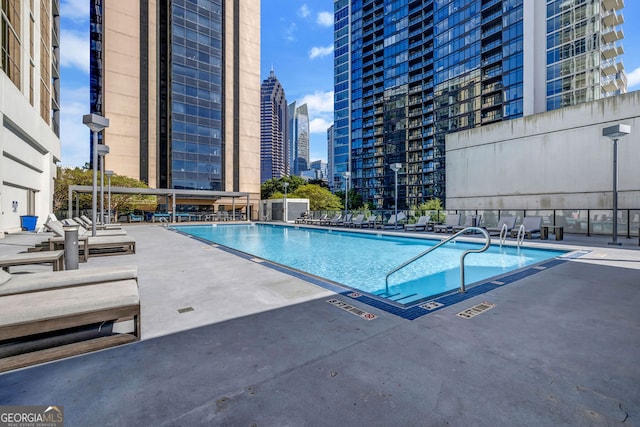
511, 216, 542, 239
434, 214, 460, 233
486, 216, 517, 236
404, 215, 431, 232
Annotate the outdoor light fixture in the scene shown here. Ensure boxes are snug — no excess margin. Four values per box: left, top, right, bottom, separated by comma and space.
390, 163, 403, 230
342, 171, 351, 215
83, 114, 110, 237
105, 170, 114, 224
602, 124, 631, 246
283, 182, 289, 223
97, 144, 110, 226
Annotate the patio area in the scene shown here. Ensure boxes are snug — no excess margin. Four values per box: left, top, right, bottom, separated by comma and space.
0, 224, 638, 426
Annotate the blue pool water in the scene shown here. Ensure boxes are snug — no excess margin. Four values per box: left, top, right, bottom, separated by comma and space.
174, 224, 567, 305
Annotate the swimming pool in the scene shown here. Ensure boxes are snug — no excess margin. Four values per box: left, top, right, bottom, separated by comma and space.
174, 224, 567, 305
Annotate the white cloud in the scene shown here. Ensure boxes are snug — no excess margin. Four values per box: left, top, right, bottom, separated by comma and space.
299, 91, 334, 115
309, 117, 332, 134
59, 86, 90, 167
316, 11, 333, 27
309, 44, 334, 59
61, 30, 90, 74
298, 4, 311, 18
627, 67, 640, 90
61, 0, 89, 23
283, 22, 298, 42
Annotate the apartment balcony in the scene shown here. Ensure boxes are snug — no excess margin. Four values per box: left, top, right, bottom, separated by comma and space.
601, 43, 624, 60
602, 10, 624, 27
481, 10, 502, 25
601, 59, 624, 77
481, 52, 502, 67
481, 0, 502, 11
481, 24, 502, 39
601, 28, 624, 44
602, 0, 624, 12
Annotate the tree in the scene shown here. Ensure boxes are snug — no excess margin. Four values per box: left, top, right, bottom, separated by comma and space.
291, 184, 343, 211
54, 167, 156, 218
334, 189, 364, 210
416, 198, 445, 223
260, 176, 306, 199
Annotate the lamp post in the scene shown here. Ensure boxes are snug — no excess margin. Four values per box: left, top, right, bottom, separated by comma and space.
283, 182, 289, 223
83, 114, 110, 237
105, 170, 114, 224
390, 163, 402, 230
97, 144, 110, 225
602, 124, 631, 246
342, 171, 351, 216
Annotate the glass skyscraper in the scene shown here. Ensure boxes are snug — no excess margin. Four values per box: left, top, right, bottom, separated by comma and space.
260, 70, 288, 183
288, 102, 310, 175
90, 0, 261, 198
333, 0, 625, 209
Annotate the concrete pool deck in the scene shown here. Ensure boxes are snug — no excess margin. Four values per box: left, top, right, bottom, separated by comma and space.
1, 223, 639, 426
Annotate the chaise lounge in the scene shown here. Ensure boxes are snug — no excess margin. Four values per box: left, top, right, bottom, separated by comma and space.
404, 215, 431, 232
0, 266, 140, 372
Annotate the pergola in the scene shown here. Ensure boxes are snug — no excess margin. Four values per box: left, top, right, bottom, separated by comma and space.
67, 185, 252, 222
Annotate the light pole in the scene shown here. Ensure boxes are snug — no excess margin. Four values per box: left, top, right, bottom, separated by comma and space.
83, 114, 110, 237
390, 163, 402, 229
105, 170, 114, 224
97, 144, 110, 225
342, 171, 351, 216
283, 182, 289, 223
602, 124, 631, 246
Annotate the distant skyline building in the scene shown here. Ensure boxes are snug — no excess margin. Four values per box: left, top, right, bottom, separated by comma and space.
326, 124, 335, 191
0, 0, 61, 234
260, 69, 288, 183
333, 0, 625, 209
288, 101, 310, 175
90, 0, 260, 201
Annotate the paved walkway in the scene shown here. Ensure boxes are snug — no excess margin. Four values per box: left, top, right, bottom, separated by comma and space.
0, 224, 639, 426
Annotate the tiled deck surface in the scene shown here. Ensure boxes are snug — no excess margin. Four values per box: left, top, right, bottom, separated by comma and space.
0, 224, 639, 426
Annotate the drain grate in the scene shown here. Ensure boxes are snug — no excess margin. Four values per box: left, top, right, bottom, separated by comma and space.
326, 299, 377, 320
177, 306, 194, 314
456, 302, 495, 319
491, 280, 505, 286
420, 301, 444, 311
251, 258, 265, 263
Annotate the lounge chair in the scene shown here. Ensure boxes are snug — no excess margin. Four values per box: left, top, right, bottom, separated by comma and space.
0, 266, 140, 372
353, 215, 377, 228
486, 216, 517, 236
511, 216, 542, 239
375, 212, 406, 229
348, 214, 367, 228
328, 214, 344, 226
80, 214, 122, 229
336, 213, 353, 227
61, 218, 127, 236
320, 214, 340, 226
46, 218, 126, 237
452, 215, 479, 233
47, 235, 136, 261
404, 215, 431, 232
306, 214, 328, 225
434, 214, 460, 233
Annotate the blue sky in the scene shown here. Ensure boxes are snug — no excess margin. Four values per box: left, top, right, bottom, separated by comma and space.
58, 0, 640, 168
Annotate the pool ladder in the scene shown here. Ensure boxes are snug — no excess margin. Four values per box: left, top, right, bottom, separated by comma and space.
383, 227, 491, 296
499, 224, 524, 247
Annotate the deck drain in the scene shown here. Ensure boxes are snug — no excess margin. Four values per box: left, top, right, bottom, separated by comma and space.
456, 302, 495, 319
532, 266, 546, 270
251, 258, 265, 263
326, 299, 377, 320
420, 301, 444, 310
177, 306, 194, 314
491, 280, 505, 285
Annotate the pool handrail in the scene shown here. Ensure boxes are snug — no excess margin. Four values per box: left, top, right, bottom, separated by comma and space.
384, 227, 491, 296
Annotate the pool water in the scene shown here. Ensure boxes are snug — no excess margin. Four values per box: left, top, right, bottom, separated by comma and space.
174, 224, 567, 305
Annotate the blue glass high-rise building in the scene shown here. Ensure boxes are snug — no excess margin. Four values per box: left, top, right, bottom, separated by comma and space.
333, 0, 625, 209
261, 70, 289, 183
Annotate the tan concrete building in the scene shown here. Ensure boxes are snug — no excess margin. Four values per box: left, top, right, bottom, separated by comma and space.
90, 0, 260, 213
0, 0, 61, 235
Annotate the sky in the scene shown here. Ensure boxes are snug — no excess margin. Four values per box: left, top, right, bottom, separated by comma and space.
58, 0, 640, 168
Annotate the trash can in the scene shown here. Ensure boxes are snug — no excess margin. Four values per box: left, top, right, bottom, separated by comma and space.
20, 215, 38, 231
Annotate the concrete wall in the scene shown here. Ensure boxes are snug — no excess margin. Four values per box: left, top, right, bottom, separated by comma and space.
446, 91, 640, 210
0, 75, 61, 235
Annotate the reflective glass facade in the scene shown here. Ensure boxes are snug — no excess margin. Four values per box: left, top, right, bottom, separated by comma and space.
169, 0, 224, 190
288, 102, 310, 175
261, 70, 288, 183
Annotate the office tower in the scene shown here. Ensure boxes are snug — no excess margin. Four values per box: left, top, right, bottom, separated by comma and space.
90, 0, 260, 197
288, 102, 310, 175
333, 0, 625, 209
310, 160, 328, 180
260, 69, 288, 183
327, 124, 335, 190
0, 0, 61, 234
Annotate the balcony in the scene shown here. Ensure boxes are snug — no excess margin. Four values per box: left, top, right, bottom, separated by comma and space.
602, 11, 624, 27
601, 43, 624, 60
601, 59, 623, 77
601, 29, 624, 44
602, 0, 624, 11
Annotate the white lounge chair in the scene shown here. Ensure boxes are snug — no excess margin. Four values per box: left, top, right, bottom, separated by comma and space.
375, 212, 406, 229
486, 216, 517, 236
404, 215, 431, 232
512, 216, 542, 239
434, 214, 460, 233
